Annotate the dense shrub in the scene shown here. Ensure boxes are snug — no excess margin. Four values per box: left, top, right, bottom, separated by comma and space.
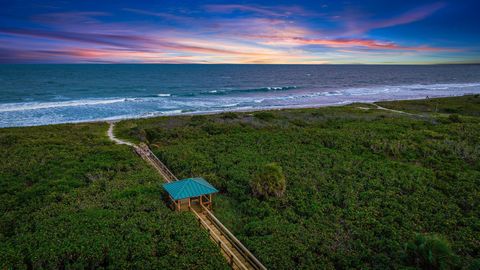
221, 112, 239, 119
404, 234, 457, 269
448, 114, 462, 123
254, 111, 276, 121
250, 163, 286, 198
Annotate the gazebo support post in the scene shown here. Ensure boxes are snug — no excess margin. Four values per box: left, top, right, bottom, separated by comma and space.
162, 177, 218, 212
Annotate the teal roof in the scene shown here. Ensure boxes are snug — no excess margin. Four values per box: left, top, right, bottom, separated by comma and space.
163, 177, 218, 200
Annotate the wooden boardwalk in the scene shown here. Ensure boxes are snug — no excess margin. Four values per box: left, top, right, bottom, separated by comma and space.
132, 142, 266, 270
134, 143, 177, 183
191, 205, 266, 270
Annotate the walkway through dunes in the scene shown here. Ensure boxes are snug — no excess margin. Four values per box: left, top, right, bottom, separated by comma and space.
107, 121, 134, 146
134, 143, 178, 183
106, 122, 267, 270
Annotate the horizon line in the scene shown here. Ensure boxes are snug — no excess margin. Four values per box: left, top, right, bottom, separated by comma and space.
1, 62, 480, 65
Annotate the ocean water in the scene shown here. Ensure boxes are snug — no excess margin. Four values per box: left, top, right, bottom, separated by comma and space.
1, 64, 480, 127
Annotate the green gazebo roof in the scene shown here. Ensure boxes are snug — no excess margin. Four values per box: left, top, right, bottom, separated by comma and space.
162, 177, 218, 200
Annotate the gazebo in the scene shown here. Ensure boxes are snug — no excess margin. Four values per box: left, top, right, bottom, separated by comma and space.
163, 177, 218, 211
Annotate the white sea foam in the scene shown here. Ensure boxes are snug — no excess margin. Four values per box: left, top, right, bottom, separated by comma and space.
1, 82, 480, 128
217, 103, 240, 108
0, 98, 128, 112
161, 109, 184, 115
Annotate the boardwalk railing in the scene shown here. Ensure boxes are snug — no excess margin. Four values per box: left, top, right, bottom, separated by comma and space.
133, 142, 266, 270
201, 205, 267, 270
190, 207, 249, 270
134, 143, 177, 182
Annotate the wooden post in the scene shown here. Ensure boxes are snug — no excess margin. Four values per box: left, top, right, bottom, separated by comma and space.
200, 195, 203, 207
209, 194, 212, 210
177, 200, 180, 211
188, 198, 191, 208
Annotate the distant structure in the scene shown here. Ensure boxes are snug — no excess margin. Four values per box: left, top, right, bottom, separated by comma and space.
163, 177, 218, 211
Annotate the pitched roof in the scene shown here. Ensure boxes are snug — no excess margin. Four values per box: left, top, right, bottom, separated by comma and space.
162, 177, 218, 200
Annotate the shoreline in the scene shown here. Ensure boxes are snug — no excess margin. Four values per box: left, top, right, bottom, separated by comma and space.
0, 93, 475, 129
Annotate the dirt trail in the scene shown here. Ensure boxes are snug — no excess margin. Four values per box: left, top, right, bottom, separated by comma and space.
373, 104, 418, 116
107, 121, 134, 146
357, 103, 424, 117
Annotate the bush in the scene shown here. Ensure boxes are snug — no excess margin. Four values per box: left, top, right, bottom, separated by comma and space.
444, 108, 459, 114
404, 234, 457, 269
448, 114, 462, 123
254, 111, 276, 121
468, 259, 480, 270
221, 112, 239, 119
189, 115, 208, 126
250, 163, 286, 198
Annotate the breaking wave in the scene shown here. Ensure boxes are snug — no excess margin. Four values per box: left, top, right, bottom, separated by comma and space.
1, 82, 480, 127
0, 98, 130, 113
173, 86, 298, 97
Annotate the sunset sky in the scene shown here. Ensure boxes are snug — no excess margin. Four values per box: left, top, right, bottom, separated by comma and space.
1, 0, 479, 64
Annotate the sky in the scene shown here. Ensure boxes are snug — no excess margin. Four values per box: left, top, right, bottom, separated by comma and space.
0, 0, 479, 64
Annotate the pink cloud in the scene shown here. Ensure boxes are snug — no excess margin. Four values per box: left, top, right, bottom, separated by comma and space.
254, 35, 457, 52
0, 27, 274, 57
0, 2, 465, 64
344, 2, 446, 35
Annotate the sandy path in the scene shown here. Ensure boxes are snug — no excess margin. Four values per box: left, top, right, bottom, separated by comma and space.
357, 103, 423, 117
107, 121, 134, 146
372, 104, 419, 116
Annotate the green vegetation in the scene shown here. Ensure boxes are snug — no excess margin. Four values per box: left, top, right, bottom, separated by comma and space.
0, 123, 228, 269
254, 111, 276, 121
251, 163, 286, 198
376, 94, 480, 116
220, 112, 239, 120
117, 95, 480, 269
405, 234, 457, 270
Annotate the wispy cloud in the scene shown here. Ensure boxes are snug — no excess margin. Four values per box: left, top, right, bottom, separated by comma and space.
343, 2, 446, 35
0, 25, 306, 63
0, 27, 151, 49
253, 35, 457, 52
0, 1, 472, 64
204, 4, 298, 17
122, 8, 193, 23
32, 11, 111, 26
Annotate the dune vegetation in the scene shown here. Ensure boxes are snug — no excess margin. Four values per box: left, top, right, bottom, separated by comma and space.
0, 123, 228, 269
1, 95, 478, 269
116, 95, 480, 269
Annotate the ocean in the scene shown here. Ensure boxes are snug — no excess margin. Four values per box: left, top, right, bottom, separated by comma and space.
1, 64, 480, 127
